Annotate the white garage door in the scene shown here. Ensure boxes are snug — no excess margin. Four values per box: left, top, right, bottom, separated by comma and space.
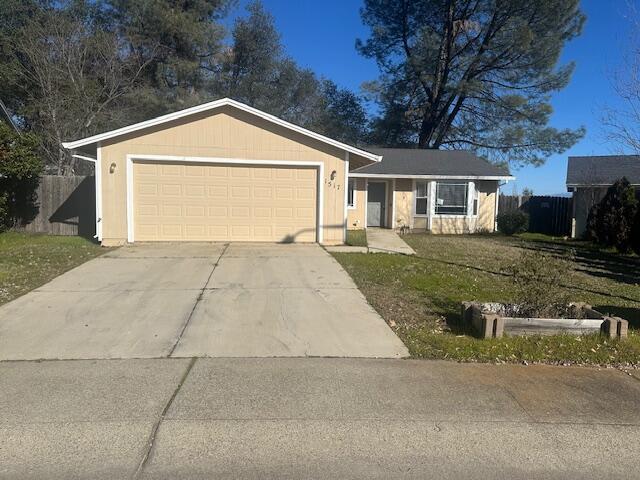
132, 161, 318, 242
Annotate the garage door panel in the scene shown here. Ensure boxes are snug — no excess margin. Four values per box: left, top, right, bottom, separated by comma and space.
133, 162, 317, 242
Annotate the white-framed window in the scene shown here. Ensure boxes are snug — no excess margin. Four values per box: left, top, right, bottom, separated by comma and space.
347, 178, 356, 209
472, 185, 479, 216
435, 181, 468, 215
415, 181, 429, 215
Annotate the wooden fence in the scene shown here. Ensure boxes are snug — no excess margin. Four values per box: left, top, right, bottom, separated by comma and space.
499, 194, 573, 237
16, 175, 95, 237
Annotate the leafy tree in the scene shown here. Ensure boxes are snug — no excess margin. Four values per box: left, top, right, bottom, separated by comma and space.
0, 0, 368, 174
104, 0, 233, 112
216, 1, 368, 141
0, 122, 42, 231
215, 1, 321, 124
357, 0, 586, 166
632, 208, 640, 256
311, 80, 368, 144
586, 177, 638, 252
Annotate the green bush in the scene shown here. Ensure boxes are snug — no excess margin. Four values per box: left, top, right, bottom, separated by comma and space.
497, 210, 529, 235
0, 123, 42, 231
632, 208, 640, 256
586, 177, 638, 253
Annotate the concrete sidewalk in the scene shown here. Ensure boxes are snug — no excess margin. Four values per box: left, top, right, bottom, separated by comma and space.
366, 228, 416, 255
1, 358, 639, 479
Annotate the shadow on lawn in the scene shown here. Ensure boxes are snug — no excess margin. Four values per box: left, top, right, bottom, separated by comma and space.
594, 306, 640, 329
517, 240, 640, 287
414, 252, 640, 305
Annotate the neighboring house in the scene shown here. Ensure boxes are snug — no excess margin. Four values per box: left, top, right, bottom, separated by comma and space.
62, 98, 514, 246
566, 155, 640, 238
0, 98, 19, 133
347, 149, 513, 234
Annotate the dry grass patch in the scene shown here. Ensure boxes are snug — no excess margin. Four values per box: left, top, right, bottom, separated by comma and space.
332, 233, 640, 365
0, 232, 108, 305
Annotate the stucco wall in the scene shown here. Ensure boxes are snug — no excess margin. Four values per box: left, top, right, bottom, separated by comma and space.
390, 179, 499, 234
99, 105, 360, 245
346, 177, 366, 229
476, 180, 498, 232
392, 178, 412, 229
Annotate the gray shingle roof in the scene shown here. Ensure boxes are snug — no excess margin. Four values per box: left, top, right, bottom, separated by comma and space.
352, 148, 512, 178
566, 155, 640, 186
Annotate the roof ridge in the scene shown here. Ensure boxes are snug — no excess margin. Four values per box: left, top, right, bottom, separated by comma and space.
61, 98, 382, 163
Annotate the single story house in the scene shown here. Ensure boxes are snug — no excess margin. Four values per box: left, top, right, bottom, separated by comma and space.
347, 148, 513, 234
566, 155, 640, 238
62, 98, 513, 246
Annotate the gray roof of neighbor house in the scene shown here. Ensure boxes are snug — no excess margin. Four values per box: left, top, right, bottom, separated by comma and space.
350, 148, 513, 179
566, 155, 640, 186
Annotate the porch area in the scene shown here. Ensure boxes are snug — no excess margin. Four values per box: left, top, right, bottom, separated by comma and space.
346, 176, 499, 235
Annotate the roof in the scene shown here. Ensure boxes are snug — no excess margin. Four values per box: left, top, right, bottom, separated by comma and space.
61, 97, 382, 163
0, 99, 18, 133
350, 148, 514, 180
566, 155, 640, 186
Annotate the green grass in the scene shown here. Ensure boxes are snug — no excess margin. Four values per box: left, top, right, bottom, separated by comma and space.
332, 233, 640, 365
0, 232, 108, 305
346, 229, 367, 247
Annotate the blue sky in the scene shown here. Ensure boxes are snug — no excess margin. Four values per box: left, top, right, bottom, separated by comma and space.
229, 0, 634, 195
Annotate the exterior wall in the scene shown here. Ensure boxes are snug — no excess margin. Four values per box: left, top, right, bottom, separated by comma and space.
476, 180, 498, 232
394, 178, 413, 229
99, 106, 353, 245
430, 217, 476, 234
571, 186, 640, 238
388, 178, 500, 234
346, 177, 366, 229
571, 186, 608, 238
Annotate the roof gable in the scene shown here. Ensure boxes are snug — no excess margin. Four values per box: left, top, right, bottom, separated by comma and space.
351, 148, 513, 179
567, 155, 640, 186
61, 98, 382, 163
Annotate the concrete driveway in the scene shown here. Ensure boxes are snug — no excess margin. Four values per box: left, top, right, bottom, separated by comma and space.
0, 243, 408, 360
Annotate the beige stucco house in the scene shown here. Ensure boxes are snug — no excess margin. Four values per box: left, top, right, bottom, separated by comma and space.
63, 99, 513, 246
347, 149, 513, 234
567, 155, 640, 238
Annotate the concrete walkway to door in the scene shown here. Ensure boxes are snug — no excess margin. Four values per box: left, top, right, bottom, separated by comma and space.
367, 228, 416, 255
0, 243, 408, 360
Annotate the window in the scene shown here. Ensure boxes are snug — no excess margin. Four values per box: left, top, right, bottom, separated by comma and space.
472, 186, 479, 216
435, 181, 468, 215
347, 178, 356, 208
415, 181, 429, 215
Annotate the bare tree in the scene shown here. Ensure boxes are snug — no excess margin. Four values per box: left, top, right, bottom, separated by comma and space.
602, 3, 640, 153
11, 9, 155, 174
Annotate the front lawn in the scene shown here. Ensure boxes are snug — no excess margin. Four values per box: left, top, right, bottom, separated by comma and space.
345, 229, 367, 247
332, 233, 640, 365
0, 232, 108, 305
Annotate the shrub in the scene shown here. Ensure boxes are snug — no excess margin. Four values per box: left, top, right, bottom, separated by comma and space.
632, 208, 640, 256
504, 249, 573, 318
586, 177, 638, 253
497, 210, 529, 235
0, 123, 42, 231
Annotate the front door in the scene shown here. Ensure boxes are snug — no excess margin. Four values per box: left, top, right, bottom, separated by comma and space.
367, 182, 386, 227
